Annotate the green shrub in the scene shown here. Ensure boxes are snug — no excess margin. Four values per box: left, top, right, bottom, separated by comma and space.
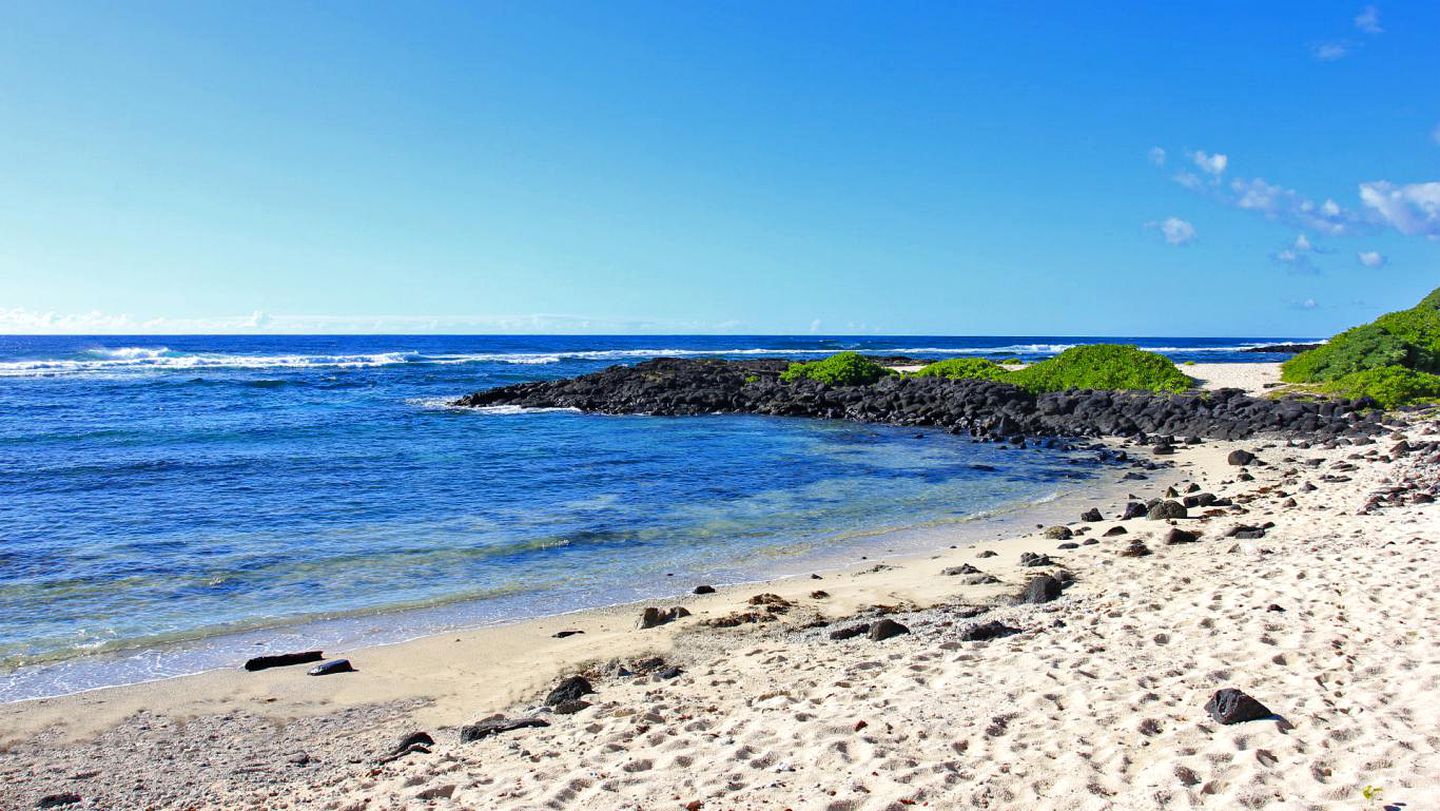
912, 358, 1012, 381
1320, 365, 1440, 409
780, 352, 894, 386
1282, 286, 1440, 383
1009, 344, 1192, 394
995, 357, 1024, 366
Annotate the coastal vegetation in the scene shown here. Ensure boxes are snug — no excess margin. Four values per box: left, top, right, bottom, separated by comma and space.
1282, 286, 1440, 406
779, 351, 895, 385
910, 358, 1012, 382
910, 344, 1192, 394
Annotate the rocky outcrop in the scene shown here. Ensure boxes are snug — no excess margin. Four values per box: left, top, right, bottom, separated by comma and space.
452, 358, 1386, 441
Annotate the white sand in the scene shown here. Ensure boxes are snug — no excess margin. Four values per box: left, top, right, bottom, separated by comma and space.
2, 423, 1438, 810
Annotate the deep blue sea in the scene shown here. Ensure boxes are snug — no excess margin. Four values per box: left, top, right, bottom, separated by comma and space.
0, 335, 1302, 700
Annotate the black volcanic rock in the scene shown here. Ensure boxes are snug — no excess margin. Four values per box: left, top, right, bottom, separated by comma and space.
451, 358, 1386, 443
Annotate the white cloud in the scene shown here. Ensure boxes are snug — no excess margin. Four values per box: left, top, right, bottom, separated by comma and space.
1147, 217, 1196, 246
808, 318, 822, 333
1312, 41, 1349, 61
1228, 177, 1359, 235
1190, 150, 1228, 176
1302, 298, 1318, 309
245, 310, 271, 329
1358, 181, 1440, 238
1293, 233, 1313, 251
1355, 5, 1383, 34
1357, 250, 1388, 267
1147, 147, 1167, 167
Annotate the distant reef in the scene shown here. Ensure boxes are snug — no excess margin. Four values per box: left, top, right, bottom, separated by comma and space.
453, 356, 1388, 443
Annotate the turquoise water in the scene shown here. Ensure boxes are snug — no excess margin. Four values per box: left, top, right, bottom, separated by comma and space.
0, 335, 1291, 699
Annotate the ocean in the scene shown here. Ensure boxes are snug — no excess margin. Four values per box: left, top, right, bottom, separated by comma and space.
0, 335, 1301, 700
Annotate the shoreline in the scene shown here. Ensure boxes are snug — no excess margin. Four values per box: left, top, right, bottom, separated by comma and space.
0, 432, 1121, 706
4, 418, 1437, 807
0, 433, 1135, 712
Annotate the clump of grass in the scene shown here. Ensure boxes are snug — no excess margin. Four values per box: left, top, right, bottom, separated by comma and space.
1320, 365, 1440, 409
995, 357, 1024, 365
1008, 344, 1192, 394
780, 352, 894, 386
1283, 286, 1440, 386
911, 358, 1012, 381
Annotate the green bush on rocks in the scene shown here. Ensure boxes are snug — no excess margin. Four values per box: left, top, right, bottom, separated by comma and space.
1282, 286, 1440, 384
911, 358, 1012, 382
780, 352, 894, 386
1320, 365, 1440, 409
1009, 344, 1192, 394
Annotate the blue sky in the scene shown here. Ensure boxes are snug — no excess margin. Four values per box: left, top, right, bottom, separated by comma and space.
1, 2, 1436, 336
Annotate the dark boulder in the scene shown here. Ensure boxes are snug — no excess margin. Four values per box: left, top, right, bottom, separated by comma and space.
1227, 449, 1256, 466
1080, 508, 1103, 522
307, 658, 355, 676
1103, 526, 1128, 536
1121, 502, 1149, 520
828, 624, 870, 641
1147, 500, 1187, 520
544, 675, 595, 706
1019, 575, 1063, 604
1042, 526, 1073, 540
1203, 688, 1273, 724
1162, 528, 1200, 545
868, 619, 910, 641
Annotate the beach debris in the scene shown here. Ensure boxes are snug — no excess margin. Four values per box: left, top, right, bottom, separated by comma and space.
1041, 526, 1073, 540
1226, 524, 1269, 539
636, 606, 690, 629
748, 593, 795, 613
1103, 526, 1128, 536
552, 630, 584, 638
942, 564, 982, 576
459, 714, 550, 743
553, 699, 591, 715
958, 620, 1021, 642
1228, 449, 1257, 466
1204, 688, 1273, 724
692, 585, 716, 595
1080, 507, 1103, 522
544, 676, 594, 706
1147, 500, 1187, 520
701, 611, 774, 627
976, 549, 998, 558
828, 624, 870, 641
1019, 574, 1063, 605
1121, 501, 1149, 520
868, 619, 910, 641
306, 658, 354, 676
1057, 542, 1079, 549
242, 650, 324, 672
657, 666, 683, 679
36, 793, 81, 809
377, 731, 434, 764
1019, 552, 1056, 567
810, 590, 830, 599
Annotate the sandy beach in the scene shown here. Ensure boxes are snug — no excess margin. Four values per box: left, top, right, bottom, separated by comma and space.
2, 364, 1437, 810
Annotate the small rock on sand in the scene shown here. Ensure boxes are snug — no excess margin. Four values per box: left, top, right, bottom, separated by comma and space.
868, 619, 910, 641
545, 676, 595, 706
1147, 500, 1187, 520
1204, 688, 1273, 724
459, 715, 550, 743
637, 606, 690, 629
1228, 449, 1256, 466
958, 620, 1020, 642
306, 659, 354, 676
1020, 575, 1063, 604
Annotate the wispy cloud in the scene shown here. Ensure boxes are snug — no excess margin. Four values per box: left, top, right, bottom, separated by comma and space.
1359, 181, 1440, 238
1357, 250, 1388, 268
1354, 5, 1383, 34
1147, 146, 1167, 167
1157, 148, 1440, 240
1146, 217, 1196, 246
1190, 150, 1228, 176
1312, 41, 1350, 61
1272, 232, 1321, 274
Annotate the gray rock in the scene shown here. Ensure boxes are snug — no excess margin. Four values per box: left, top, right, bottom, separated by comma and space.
1203, 688, 1272, 724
